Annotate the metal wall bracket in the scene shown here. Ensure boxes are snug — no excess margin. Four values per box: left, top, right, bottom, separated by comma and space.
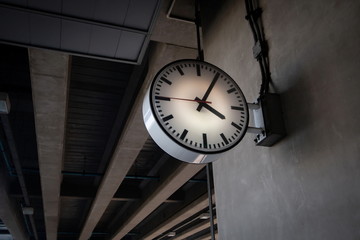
246, 93, 286, 146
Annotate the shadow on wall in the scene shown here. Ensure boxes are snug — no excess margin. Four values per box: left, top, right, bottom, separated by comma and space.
201, 0, 227, 39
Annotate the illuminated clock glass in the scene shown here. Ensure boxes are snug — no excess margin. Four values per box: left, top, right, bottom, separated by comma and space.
143, 59, 249, 163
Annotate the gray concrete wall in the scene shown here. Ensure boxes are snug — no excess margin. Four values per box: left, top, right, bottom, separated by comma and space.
202, 0, 360, 239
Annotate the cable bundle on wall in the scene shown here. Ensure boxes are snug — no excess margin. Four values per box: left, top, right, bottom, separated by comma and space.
245, 0, 271, 97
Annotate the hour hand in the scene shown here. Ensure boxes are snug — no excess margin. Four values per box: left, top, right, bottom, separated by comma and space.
195, 97, 226, 119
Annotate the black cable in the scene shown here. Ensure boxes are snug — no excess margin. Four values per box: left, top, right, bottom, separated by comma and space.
245, 0, 258, 42
258, 58, 267, 94
195, 0, 204, 61
245, 0, 272, 97
248, 0, 263, 42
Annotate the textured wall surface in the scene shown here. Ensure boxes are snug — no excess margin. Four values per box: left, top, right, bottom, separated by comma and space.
202, 0, 360, 239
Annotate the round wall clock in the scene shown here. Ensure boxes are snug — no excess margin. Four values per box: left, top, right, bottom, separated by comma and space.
143, 59, 249, 164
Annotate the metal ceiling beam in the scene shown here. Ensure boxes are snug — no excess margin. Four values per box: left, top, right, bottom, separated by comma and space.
29, 48, 69, 240
171, 219, 217, 240
10, 185, 183, 203
111, 163, 204, 239
143, 193, 212, 240
195, 232, 219, 240
78, 65, 152, 240
0, 170, 29, 240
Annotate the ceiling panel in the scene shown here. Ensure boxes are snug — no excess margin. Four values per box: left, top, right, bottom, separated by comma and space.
115, 31, 145, 61
62, 0, 96, 19
61, 20, 92, 53
30, 14, 61, 48
28, 0, 62, 13
93, 0, 130, 25
0, 0, 25, 5
0, 0, 160, 64
125, 0, 159, 30
0, 8, 29, 43
88, 26, 122, 57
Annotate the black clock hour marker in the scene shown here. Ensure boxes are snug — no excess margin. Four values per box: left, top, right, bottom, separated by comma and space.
176, 66, 184, 75
203, 133, 208, 148
231, 122, 242, 131
220, 133, 229, 145
163, 114, 174, 122
160, 77, 172, 85
155, 96, 170, 101
180, 129, 188, 140
196, 64, 201, 76
227, 88, 236, 94
231, 106, 244, 111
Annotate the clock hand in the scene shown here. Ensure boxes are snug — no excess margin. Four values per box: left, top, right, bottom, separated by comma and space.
196, 72, 220, 111
195, 97, 225, 119
156, 96, 212, 104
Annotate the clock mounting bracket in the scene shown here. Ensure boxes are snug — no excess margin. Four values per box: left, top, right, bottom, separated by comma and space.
246, 93, 286, 146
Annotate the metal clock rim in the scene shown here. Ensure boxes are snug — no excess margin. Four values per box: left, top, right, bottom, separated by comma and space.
149, 59, 249, 155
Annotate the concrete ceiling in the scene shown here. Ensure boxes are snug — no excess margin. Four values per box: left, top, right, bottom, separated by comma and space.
0, 0, 218, 240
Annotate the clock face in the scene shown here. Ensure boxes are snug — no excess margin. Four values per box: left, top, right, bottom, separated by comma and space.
149, 59, 249, 154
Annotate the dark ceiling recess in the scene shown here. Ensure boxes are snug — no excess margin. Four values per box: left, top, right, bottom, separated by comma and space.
0, 1, 219, 239
59, 55, 147, 237
0, 43, 45, 240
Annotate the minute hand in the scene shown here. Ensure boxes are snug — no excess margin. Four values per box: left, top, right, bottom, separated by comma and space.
196, 72, 220, 111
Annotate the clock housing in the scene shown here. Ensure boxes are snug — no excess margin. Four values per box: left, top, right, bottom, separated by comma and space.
143, 59, 249, 163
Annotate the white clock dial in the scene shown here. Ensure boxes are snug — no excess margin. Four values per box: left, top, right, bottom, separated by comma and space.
147, 59, 249, 156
